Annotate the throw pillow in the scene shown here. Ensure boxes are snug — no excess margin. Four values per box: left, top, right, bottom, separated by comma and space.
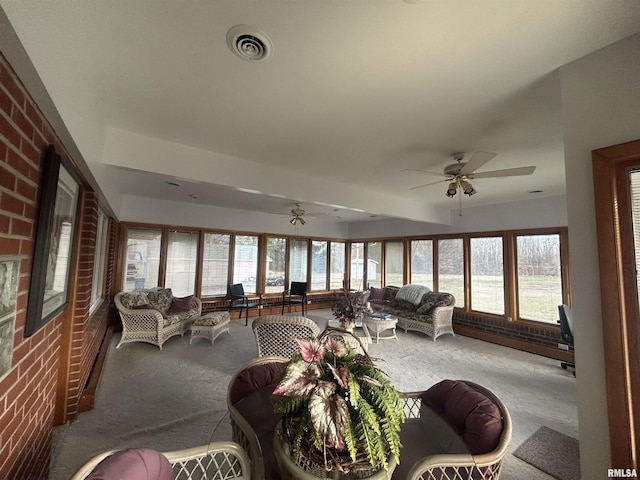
369, 287, 385, 304
147, 288, 173, 312
121, 291, 150, 309
416, 299, 436, 315
168, 295, 194, 314
132, 303, 167, 319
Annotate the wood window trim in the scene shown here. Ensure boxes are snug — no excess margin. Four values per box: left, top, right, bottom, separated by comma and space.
592, 139, 640, 468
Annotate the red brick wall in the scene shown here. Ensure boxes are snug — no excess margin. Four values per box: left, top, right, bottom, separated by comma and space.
0, 50, 113, 478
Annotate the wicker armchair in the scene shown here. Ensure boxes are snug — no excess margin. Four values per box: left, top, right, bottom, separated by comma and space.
114, 289, 202, 350
252, 315, 320, 358
69, 441, 251, 480
227, 356, 289, 480
397, 380, 512, 480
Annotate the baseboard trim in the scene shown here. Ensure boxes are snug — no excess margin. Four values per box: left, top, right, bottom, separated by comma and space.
79, 324, 114, 412
455, 326, 575, 363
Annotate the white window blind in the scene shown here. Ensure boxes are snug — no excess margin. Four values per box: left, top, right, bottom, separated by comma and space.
630, 170, 640, 297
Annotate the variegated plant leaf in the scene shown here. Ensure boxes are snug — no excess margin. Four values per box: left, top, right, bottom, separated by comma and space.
327, 364, 350, 389
360, 375, 383, 388
323, 335, 348, 357
273, 360, 321, 396
296, 338, 326, 363
308, 393, 349, 450
314, 379, 337, 398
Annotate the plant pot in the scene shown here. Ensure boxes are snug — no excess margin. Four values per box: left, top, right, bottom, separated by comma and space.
273, 425, 396, 480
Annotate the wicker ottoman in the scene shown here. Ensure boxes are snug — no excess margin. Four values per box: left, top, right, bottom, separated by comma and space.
190, 312, 231, 345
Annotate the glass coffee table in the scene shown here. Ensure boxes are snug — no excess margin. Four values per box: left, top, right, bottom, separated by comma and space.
363, 312, 398, 343
327, 320, 372, 353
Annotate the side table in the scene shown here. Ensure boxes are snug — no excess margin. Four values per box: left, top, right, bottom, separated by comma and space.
190, 311, 231, 345
363, 314, 398, 343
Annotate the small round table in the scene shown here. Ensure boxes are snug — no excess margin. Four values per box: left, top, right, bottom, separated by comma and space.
363, 314, 398, 343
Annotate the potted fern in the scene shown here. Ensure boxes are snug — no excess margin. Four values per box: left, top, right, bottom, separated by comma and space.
272, 328, 404, 479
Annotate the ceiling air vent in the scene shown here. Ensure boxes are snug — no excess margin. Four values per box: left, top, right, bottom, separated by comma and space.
226, 25, 273, 62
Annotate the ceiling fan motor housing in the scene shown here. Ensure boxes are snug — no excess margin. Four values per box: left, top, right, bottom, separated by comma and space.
444, 162, 465, 176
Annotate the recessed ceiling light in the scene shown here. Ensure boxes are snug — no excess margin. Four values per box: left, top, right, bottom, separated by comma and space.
166, 181, 181, 187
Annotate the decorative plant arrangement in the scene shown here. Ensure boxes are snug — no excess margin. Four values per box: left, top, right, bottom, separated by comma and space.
332, 289, 370, 331
272, 330, 404, 475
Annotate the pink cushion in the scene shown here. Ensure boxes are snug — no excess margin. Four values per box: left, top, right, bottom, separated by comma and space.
421, 379, 503, 455
369, 287, 385, 304
86, 448, 174, 480
167, 295, 194, 314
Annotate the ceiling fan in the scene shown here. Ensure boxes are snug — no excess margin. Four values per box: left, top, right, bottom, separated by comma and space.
269, 203, 317, 226
406, 151, 536, 197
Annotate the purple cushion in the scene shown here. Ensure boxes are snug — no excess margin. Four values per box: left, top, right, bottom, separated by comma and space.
167, 295, 194, 314
229, 362, 286, 405
369, 287, 385, 304
132, 303, 168, 319
86, 448, 174, 480
421, 380, 503, 455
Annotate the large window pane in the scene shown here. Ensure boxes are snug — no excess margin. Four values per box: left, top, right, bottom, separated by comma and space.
289, 239, 308, 284
165, 231, 199, 297
517, 234, 563, 323
330, 242, 345, 289
202, 233, 230, 296
350, 242, 364, 290
367, 242, 382, 289
385, 241, 404, 287
470, 237, 504, 315
410, 240, 433, 289
311, 241, 327, 291
438, 238, 464, 307
124, 228, 161, 291
265, 237, 286, 294
233, 235, 259, 292
90, 209, 109, 308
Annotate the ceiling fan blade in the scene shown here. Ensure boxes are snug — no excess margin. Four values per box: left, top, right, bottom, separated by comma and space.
410, 179, 448, 190
402, 169, 447, 177
459, 151, 497, 175
470, 166, 536, 179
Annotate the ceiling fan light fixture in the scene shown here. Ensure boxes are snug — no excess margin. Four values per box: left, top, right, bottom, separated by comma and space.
299, 217, 306, 225
446, 182, 458, 197
460, 180, 476, 196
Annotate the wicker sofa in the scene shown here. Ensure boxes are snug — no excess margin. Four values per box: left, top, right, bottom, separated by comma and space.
114, 288, 202, 350
369, 284, 455, 341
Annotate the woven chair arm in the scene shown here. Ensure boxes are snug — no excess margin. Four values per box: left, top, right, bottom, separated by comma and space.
118, 308, 165, 331
190, 296, 203, 316
164, 441, 251, 479
406, 454, 477, 480
431, 305, 454, 327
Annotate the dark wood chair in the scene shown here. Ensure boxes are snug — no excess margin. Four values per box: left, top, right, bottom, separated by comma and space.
228, 283, 262, 326
281, 281, 308, 316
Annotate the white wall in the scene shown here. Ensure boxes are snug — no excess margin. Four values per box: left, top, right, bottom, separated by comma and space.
560, 32, 640, 478
348, 195, 567, 238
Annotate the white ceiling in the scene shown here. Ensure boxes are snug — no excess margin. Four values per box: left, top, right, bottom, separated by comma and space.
2, 1, 640, 225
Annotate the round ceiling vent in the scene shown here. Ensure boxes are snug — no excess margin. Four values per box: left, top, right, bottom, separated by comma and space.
226, 25, 273, 62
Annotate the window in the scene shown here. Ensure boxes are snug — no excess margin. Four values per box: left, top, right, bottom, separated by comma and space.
350, 242, 364, 290
311, 241, 327, 290
124, 228, 161, 290
470, 237, 504, 315
330, 242, 345, 289
233, 235, 259, 292
630, 170, 640, 296
516, 234, 563, 323
165, 231, 199, 297
438, 238, 464, 308
201, 233, 230, 297
265, 237, 286, 294
289, 239, 308, 283
367, 242, 382, 288
410, 239, 433, 289
385, 241, 404, 287
90, 209, 109, 308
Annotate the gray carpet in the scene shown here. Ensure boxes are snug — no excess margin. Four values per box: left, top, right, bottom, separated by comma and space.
514, 426, 580, 480
50, 309, 578, 479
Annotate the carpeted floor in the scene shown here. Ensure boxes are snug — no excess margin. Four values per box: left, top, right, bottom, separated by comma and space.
50, 309, 578, 479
